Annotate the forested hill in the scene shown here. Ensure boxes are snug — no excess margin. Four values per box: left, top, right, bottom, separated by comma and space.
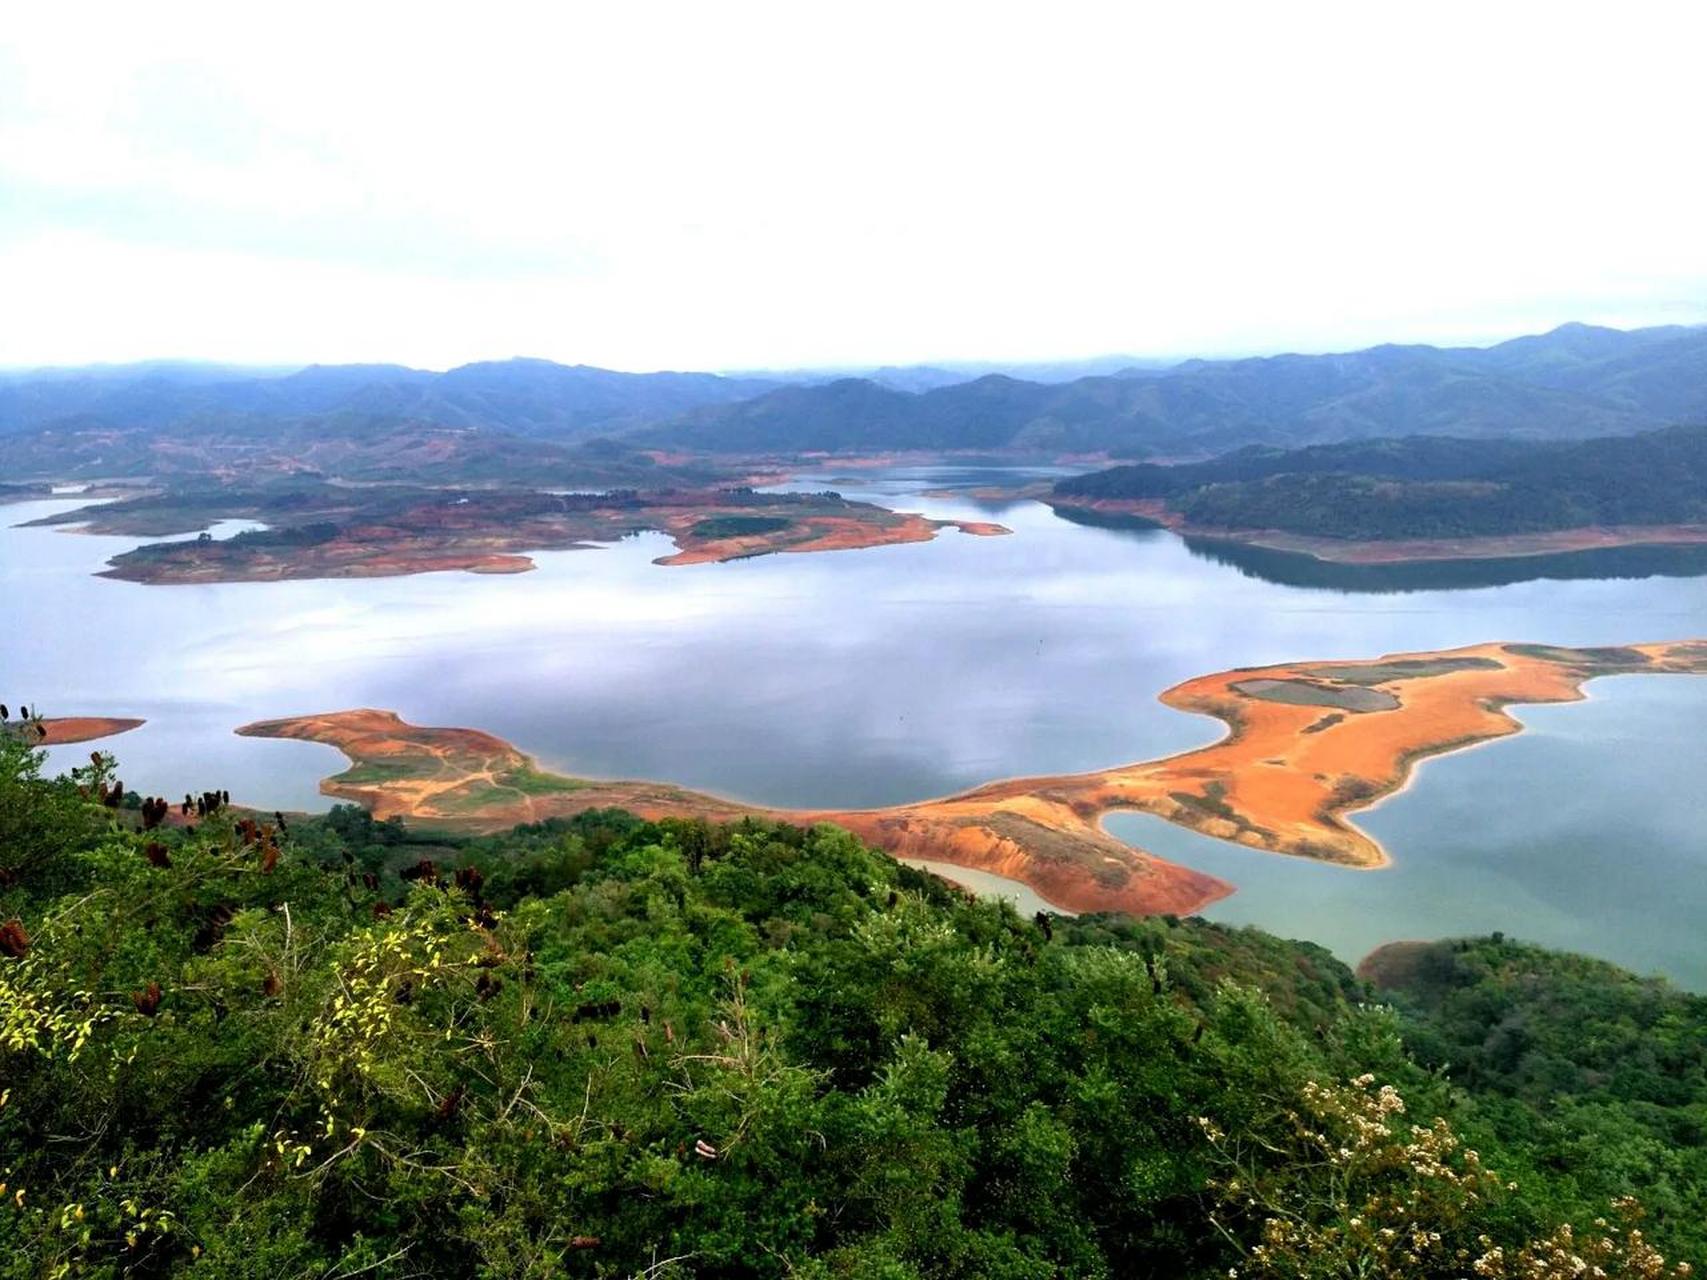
1052, 423, 1707, 540
2, 728, 1705, 1276
648, 322, 1707, 456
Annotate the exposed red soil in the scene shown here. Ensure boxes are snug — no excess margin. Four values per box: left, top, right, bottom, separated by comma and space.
36, 717, 146, 746
235, 639, 1707, 918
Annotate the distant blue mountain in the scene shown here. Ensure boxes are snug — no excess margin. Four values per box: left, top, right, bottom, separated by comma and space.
0, 358, 781, 440
649, 323, 1707, 456
3, 323, 1703, 458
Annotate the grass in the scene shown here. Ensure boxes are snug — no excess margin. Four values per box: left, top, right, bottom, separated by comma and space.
1231, 678, 1398, 713
433, 782, 516, 813
498, 766, 588, 796
1503, 643, 1651, 669
337, 760, 426, 786
1308, 657, 1503, 684
688, 515, 793, 539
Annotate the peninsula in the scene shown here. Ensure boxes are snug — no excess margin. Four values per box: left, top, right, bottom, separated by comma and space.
238, 638, 1707, 916
21, 716, 146, 746
1047, 495, 1707, 566
1049, 424, 1707, 565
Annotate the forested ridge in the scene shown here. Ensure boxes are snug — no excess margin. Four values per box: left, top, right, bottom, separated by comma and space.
1055, 423, 1707, 541
2, 724, 1702, 1278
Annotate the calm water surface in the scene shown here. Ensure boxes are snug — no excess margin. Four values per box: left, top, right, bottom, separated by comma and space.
5, 468, 1705, 983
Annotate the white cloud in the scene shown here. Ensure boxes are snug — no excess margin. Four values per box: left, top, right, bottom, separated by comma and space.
2, 0, 1704, 369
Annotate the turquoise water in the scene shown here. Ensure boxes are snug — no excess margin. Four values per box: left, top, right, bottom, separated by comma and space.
1106, 674, 1707, 986
5, 469, 1704, 982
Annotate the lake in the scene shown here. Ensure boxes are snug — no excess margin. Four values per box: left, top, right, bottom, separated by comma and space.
6, 466, 1706, 984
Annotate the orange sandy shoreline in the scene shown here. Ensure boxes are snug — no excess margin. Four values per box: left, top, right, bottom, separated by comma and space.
235, 639, 1707, 918
654, 512, 1008, 566
36, 716, 146, 746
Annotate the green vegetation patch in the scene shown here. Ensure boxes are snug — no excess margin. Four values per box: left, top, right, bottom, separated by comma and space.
431, 779, 519, 813
226, 522, 343, 548
1309, 656, 1504, 684
688, 514, 794, 539
334, 759, 426, 786
496, 765, 589, 796
1504, 643, 1651, 668
1232, 677, 1399, 712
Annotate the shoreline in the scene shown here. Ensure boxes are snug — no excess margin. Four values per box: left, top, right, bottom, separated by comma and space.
231, 639, 1707, 918
1044, 496, 1707, 565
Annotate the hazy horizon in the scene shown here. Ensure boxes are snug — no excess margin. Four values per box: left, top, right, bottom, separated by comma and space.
4, 4, 1705, 370
4, 315, 1703, 382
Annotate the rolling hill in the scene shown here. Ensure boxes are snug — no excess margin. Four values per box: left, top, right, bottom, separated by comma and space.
1052, 422, 1707, 542
647, 323, 1707, 456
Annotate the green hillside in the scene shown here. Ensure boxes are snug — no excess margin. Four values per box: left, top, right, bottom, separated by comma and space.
2, 729, 1702, 1277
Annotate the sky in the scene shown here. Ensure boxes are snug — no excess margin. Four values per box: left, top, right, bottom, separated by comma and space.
2, 1, 1705, 373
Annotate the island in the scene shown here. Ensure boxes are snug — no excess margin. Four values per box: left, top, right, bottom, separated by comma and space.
28, 483, 1008, 584
237, 638, 1707, 917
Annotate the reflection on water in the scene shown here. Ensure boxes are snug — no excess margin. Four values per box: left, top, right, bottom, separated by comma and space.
7, 469, 1707, 984
1041, 499, 1707, 594
1048, 505, 1168, 535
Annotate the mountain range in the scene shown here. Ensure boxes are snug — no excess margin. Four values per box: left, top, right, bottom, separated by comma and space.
0, 359, 780, 441
2, 322, 1704, 472
648, 323, 1707, 456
